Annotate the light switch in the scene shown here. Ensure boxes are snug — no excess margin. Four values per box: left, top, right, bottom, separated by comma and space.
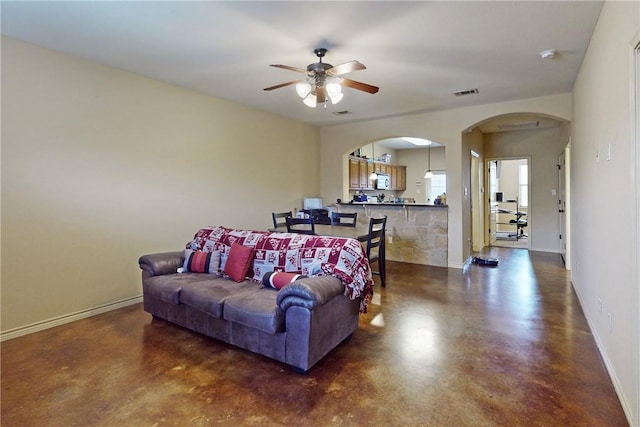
551, 189, 556, 196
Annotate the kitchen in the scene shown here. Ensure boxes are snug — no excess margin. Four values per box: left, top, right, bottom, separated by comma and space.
336, 138, 449, 267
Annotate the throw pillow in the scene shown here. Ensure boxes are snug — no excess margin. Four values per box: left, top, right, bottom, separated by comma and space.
223, 243, 255, 282
262, 271, 306, 290
183, 250, 221, 274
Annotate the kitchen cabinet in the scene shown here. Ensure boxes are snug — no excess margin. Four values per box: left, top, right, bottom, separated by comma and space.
389, 166, 398, 190
349, 158, 361, 189
349, 156, 406, 191
349, 157, 375, 190
398, 166, 407, 190
360, 161, 372, 189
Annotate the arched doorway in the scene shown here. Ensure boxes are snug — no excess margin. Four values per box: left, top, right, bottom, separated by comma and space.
463, 113, 570, 256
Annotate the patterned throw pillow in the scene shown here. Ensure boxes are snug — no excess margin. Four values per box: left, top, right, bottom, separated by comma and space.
223, 243, 255, 282
183, 250, 221, 274
262, 271, 306, 290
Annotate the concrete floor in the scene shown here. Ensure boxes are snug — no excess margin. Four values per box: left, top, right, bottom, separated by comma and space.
1, 248, 628, 426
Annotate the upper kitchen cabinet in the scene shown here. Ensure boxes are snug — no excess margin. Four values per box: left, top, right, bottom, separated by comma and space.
349, 157, 375, 190
349, 158, 361, 189
348, 156, 406, 191
391, 165, 406, 191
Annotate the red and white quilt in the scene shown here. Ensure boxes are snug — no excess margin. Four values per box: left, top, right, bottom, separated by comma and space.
186, 226, 374, 312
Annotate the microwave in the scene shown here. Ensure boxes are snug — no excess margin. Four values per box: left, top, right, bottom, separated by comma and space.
376, 174, 390, 190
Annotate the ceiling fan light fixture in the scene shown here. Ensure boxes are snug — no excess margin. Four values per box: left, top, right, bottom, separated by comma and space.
424, 170, 433, 179
328, 92, 343, 105
302, 93, 317, 108
296, 82, 312, 98
326, 81, 342, 95
264, 48, 379, 110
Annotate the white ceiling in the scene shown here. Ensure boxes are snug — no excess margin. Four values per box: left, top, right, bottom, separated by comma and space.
1, 1, 602, 134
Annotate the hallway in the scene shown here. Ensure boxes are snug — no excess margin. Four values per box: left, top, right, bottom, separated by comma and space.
1, 248, 628, 426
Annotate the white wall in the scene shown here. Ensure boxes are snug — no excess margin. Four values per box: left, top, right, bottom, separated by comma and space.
1, 37, 320, 334
320, 94, 572, 268
571, 1, 639, 424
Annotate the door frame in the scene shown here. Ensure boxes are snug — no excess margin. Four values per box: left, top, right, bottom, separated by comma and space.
485, 157, 531, 249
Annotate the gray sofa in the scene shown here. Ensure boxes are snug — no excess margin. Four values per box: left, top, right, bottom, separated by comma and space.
139, 251, 361, 373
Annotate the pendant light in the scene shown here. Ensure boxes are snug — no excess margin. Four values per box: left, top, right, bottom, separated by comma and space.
424, 144, 433, 178
369, 143, 378, 180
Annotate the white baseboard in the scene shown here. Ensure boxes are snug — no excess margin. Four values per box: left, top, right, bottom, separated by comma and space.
0, 295, 143, 342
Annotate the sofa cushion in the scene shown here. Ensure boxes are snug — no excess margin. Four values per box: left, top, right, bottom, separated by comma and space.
223, 288, 284, 334
224, 243, 255, 282
183, 249, 221, 274
179, 277, 256, 318
143, 273, 217, 305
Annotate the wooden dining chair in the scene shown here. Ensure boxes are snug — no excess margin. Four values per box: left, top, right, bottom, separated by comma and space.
330, 212, 358, 227
359, 216, 387, 287
272, 211, 292, 228
285, 216, 316, 235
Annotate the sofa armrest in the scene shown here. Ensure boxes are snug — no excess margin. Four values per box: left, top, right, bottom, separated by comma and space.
138, 251, 184, 277
276, 276, 345, 310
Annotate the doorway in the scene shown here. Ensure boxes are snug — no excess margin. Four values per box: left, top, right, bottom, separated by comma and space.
487, 158, 530, 249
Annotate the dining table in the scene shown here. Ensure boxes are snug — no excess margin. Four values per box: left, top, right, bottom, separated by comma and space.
269, 224, 369, 241
269, 223, 387, 286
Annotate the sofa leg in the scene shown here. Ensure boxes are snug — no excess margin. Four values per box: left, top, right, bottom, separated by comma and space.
342, 333, 354, 343
291, 366, 309, 375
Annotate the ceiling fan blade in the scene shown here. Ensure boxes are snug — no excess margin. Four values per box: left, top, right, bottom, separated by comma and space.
263, 80, 301, 91
270, 64, 307, 73
316, 86, 326, 104
326, 60, 366, 76
340, 78, 379, 94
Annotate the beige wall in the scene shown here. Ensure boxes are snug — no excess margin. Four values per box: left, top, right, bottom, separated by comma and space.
571, 1, 639, 424
320, 94, 572, 268
396, 146, 445, 204
1, 37, 320, 334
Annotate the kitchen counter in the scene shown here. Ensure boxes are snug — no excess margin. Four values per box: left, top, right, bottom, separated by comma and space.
347, 202, 447, 207
336, 203, 447, 267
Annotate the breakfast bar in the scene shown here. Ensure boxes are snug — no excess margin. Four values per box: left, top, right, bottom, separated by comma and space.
336, 203, 448, 267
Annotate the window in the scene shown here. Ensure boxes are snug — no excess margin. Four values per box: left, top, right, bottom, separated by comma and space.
519, 164, 528, 207
426, 172, 446, 202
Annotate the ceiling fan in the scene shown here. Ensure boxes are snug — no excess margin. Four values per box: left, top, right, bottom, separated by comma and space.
263, 48, 379, 108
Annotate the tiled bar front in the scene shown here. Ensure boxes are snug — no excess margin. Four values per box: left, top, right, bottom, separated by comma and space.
336, 204, 448, 267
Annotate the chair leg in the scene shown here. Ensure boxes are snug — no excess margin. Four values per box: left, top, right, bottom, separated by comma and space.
379, 257, 386, 287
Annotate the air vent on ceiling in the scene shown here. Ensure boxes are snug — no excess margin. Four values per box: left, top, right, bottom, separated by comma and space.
453, 88, 479, 96
332, 110, 351, 116
498, 121, 539, 130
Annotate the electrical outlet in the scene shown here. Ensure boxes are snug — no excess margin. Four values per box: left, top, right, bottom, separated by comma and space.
388, 236, 393, 244
607, 143, 611, 161
608, 313, 612, 332
596, 148, 600, 163
597, 298, 602, 314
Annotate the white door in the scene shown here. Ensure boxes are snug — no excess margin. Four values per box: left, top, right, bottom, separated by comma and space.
558, 152, 567, 263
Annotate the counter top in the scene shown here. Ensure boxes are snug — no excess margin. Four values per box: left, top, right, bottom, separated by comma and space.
340, 202, 448, 207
